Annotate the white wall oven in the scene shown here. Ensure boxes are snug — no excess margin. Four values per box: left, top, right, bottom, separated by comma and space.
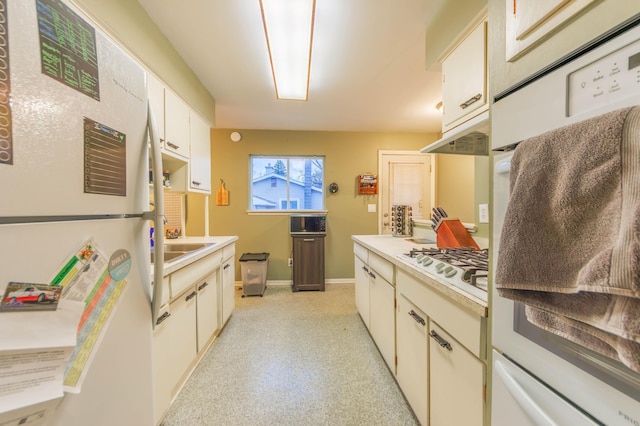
491, 15, 640, 426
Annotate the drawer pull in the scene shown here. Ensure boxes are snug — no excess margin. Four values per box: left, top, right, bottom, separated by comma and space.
430, 330, 453, 351
155, 311, 171, 325
408, 309, 426, 326
192, 180, 201, 186
198, 281, 209, 291
166, 141, 180, 150
303, 238, 315, 242
185, 291, 197, 301
223, 263, 231, 270
459, 93, 482, 109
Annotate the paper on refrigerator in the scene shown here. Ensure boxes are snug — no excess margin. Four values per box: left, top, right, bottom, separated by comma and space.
0, 299, 84, 413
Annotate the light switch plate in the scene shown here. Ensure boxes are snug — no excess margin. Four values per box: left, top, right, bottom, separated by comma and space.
479, 204, 489, 223
368, 204, 376, 213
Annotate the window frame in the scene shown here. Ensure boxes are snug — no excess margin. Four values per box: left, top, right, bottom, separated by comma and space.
248, 155, 326, 214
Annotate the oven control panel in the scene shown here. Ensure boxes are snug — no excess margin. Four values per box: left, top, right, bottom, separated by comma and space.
568, 38, 640, 116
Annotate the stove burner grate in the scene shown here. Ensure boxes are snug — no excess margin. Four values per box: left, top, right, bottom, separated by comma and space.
403, 247, 489, 289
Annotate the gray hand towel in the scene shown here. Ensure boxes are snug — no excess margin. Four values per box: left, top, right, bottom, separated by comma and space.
525, 305, 640, 374
499, 288, 640, 343
496, 106, 640, 298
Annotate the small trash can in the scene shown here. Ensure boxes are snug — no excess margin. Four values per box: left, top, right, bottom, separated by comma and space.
239, 252, 270, 297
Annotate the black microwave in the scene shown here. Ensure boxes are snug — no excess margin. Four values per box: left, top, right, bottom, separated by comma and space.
289, 214, 326, 235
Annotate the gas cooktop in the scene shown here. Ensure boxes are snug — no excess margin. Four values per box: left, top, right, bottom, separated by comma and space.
399, 247, 488, 302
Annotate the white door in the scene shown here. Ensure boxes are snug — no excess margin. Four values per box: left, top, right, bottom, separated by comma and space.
378, 151, 434, 234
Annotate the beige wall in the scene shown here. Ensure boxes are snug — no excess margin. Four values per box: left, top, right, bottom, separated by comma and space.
71, 0, 215, 124
189, 130, 439, 281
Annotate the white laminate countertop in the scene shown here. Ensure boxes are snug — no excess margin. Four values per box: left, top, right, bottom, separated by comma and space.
156, 236, 239, 276
352, 235, 488, 317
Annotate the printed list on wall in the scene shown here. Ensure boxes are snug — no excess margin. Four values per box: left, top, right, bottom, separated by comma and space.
36, 0, 100, 101
0, 0, 12, 165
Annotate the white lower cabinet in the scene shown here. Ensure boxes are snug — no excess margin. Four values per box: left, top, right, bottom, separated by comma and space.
429, 321, 484, 426
153, 242, 236, 425
196, 269, 219, 353
221, 248, 236, 325
395, 267, 487, 426
153, 287, 197, 423
368, 269, 395, 371
353, 244, 395, 372
354, 254, 370, 328
396, 294, 428, 426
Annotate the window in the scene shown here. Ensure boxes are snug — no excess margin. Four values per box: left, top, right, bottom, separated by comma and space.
249, 156, 324, 211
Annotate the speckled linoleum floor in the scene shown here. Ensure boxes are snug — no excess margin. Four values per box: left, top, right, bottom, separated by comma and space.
161, 284, 419, 426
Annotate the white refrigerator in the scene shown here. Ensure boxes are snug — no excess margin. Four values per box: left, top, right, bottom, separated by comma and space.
0, 0, 158, 424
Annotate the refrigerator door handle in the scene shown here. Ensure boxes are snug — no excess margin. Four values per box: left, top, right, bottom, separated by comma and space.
147, 101, 165, 329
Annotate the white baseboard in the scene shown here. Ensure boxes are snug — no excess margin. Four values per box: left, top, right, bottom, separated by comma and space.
234, 278, 355, 288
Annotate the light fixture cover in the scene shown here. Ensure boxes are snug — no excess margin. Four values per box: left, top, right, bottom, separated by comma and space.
260, 0, 316, 101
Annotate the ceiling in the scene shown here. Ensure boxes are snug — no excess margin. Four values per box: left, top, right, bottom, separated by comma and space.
137, 0, 445, 133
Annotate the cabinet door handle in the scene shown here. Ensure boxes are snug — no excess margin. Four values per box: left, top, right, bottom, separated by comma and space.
166, 141, 180, 150
430, 330, 453, 351
303, 238, 315, 242
223, 263, 231, 270
408, 309, 426, 326
185, 291, 197, 301
191, 180, 201, 186
155, 311, 171, 325
459, 93, 482, 109
198, 281, 209, 291
362, 266, 369, 273
368, 271, 376, 279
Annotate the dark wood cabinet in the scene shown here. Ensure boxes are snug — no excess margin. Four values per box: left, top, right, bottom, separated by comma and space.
292, 235, 325, 291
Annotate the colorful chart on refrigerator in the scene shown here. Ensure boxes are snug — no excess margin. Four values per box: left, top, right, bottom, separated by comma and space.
52, 239, 128, 392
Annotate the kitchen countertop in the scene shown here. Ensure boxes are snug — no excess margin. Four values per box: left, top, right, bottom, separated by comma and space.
156, 236, 239, 276
352, 235, 488, 317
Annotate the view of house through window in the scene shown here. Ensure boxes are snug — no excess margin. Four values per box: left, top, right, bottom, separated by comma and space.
249, 156, 325, 211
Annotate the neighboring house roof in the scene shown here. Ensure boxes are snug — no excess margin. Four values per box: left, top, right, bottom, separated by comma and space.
252, 194, 277, 208
253, 173, 322, 193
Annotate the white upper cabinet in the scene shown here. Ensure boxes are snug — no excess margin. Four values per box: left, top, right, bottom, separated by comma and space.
188, 112, 212, 193
506, 0, 597, 61
164, 89, 191, 160
441, 18, 488, 133
147, 73, 165, 144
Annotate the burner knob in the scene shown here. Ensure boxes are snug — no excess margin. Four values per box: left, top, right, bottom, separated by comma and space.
422, 257, 433, 266
435, 262, 445, 272
444, 266, 457, 278
416, 254, 425, 262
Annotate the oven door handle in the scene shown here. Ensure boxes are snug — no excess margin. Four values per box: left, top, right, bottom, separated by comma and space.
494, 358, 558, 425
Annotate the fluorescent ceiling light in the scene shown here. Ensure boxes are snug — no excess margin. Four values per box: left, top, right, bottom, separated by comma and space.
260, 0, 316, 101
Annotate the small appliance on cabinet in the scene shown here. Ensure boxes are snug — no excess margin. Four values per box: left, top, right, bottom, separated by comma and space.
289, 214, 326, 291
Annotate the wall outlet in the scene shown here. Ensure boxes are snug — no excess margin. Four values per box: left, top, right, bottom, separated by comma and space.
288, 258, 293, 267
479, 204, 489, 224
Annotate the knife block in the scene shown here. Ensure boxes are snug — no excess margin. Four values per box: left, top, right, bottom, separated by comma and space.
436, 219, 480, 250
